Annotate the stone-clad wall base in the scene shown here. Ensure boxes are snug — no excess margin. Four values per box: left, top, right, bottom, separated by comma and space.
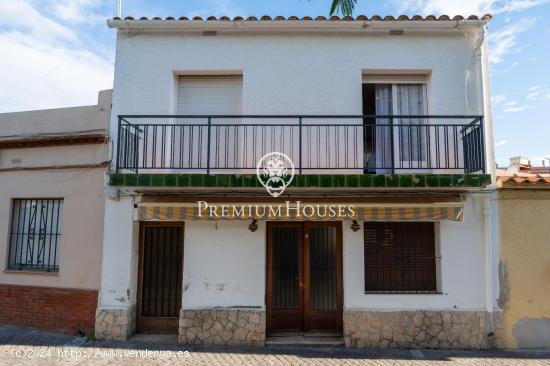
344, 310, 490, 349
95, 306, 136, 341
179, 308, 266, 346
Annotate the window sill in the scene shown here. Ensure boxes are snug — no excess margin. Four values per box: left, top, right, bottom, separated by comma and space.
3, 270, 59, 276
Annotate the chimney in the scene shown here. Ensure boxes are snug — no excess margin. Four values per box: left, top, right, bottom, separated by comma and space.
508, 156, 531, 173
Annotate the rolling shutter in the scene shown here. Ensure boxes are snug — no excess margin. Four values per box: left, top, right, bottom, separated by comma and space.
364, 222, 437, 293
177, 76, 243, 115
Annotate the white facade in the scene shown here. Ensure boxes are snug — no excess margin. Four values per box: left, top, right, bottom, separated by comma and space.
99, 196, 497, 312
98, 18, 499, 347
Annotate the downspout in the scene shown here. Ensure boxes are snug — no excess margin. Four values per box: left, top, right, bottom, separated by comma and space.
482, 195, 494, 331
465, 25, 486, 113
470, 24, 500, 342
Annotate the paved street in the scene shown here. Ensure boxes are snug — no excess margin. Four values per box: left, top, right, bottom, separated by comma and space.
1, 326, 549, 366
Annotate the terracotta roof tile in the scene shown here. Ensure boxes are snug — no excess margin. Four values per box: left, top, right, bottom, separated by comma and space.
110, 14, 492, 23
497, 170, 550, 186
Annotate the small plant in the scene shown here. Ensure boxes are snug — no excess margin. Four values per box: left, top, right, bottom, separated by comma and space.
77, 328, 97, 342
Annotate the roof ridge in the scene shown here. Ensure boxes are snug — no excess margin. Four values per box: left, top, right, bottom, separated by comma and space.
111, 14, 492, 22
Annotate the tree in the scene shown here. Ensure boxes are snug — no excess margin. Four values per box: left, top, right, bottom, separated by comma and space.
329, 0, 357, 16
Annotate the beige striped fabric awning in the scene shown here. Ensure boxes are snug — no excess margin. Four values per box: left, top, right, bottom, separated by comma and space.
136, 202, 464, 222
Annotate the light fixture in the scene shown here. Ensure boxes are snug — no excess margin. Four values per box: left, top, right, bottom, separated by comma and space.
248, 219, 258, 232
350, 220, 360, 232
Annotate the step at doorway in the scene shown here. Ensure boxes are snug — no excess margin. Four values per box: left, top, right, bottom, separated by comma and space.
266, 331, 344, 347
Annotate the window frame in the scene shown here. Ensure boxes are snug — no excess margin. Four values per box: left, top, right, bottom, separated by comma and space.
7, 198, 64, 273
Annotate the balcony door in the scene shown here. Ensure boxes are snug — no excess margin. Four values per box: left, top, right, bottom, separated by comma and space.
362, 76, 428, 173
266, 222, 343, 333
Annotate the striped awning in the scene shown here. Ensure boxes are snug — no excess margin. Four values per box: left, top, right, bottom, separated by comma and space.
136, 202, 464, 222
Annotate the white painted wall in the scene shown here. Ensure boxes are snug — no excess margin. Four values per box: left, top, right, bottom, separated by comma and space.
99, 28, 495, 312
182, 220, 266, 309
98, 196, 140, 308
110, 31, 484, 129
108, 30, 490, 175
171, 195, 490, 311
344, 195, 487, 310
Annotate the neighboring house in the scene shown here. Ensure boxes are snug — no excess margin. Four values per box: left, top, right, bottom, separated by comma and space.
0, 91, 111, 334
98, 14, 500, 348
496, 157, 550, 349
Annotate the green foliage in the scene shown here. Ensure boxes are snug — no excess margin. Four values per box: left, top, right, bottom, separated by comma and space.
329, 0, 358, 16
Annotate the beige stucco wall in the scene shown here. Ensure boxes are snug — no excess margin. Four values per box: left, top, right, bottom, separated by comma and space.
0, 90, 111, 291
0, 167, 106, 290
497, 188, 550, 348
0, 90, 111, 138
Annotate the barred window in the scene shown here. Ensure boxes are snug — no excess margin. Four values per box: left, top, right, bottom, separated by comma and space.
8, 199, 63, 272
364, 222, 438, 294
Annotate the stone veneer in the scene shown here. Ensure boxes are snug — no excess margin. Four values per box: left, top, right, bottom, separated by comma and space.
94, 306, 136, 340
344, 310, 492, 349
179, 308, 265, 346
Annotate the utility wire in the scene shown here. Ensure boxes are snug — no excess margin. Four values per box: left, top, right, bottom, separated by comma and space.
0, 56, 71, 109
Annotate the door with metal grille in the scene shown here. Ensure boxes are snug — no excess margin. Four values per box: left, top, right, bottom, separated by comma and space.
266, 222, 342, 333
137, 223, 184, 333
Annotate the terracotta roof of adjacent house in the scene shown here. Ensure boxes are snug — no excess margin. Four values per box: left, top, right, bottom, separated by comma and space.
496, 169, 550, 186
111, 14, 492, 22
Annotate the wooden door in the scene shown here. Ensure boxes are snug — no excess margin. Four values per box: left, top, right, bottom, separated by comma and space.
304, 222, 343, 331
266, 222, 342, 333
137, 223, 184, 333
266, 222, 304, 331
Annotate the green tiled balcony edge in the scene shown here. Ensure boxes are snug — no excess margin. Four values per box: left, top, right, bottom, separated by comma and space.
109, 173, 492, 189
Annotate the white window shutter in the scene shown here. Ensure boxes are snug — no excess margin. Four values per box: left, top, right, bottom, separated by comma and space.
177, 76, 243, 115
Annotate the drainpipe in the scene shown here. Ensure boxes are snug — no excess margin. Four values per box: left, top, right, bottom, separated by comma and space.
482, 193, 499, 337
465, 26, 485, 112
465, 25, 495, 180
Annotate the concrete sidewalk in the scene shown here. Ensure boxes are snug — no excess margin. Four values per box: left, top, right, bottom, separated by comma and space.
1, 325, 549, 365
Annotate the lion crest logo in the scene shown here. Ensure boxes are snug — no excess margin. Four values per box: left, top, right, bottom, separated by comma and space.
257, 152, 295, 197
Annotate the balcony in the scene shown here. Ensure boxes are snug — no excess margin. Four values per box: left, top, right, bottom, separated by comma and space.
115, 115, 486, 177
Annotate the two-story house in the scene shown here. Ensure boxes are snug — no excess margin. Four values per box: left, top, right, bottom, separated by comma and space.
97, 14, 500, 348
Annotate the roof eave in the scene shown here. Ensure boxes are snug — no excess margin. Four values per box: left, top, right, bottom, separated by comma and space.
107, 19, 488, 33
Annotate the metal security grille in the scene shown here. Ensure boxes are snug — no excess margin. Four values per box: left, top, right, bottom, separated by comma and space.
272, 226, 300, 310
8, 199, 63, 272
364, 222, 437, 294
309, 226, 337, 311
141, 226, 183, 318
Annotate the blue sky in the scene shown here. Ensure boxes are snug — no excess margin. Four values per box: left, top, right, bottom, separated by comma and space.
0, 0, 549, 166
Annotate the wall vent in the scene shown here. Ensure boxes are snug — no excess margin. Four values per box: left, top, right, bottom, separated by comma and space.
203, 30, 217, 36
389, 29, 404, 35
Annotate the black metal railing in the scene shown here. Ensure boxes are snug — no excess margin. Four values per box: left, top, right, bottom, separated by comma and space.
116, 115, 486, 174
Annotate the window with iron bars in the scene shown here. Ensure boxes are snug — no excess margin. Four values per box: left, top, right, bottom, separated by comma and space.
8, 199, 63, 272
364, 222, 439, 294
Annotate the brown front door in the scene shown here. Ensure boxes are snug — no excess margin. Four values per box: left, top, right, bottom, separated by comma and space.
137, 223, 184, 333
266, 222, 343, 333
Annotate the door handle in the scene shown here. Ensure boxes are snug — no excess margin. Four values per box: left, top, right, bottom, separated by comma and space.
296, 278, 304, 288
